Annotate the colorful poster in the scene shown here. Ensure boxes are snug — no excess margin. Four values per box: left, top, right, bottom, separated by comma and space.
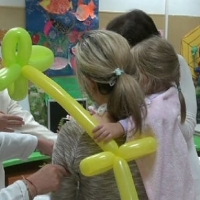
25, 0, 99, 76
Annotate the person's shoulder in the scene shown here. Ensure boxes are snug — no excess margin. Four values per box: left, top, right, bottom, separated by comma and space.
177, 54, 188, 67
177, 54, 185, 61
155, 87, 178, 102
0, 89, 12, 109
147, 88, 179, 112
58, 120, 84, 142
146, 88, 180, 128
54, 120, 84, 158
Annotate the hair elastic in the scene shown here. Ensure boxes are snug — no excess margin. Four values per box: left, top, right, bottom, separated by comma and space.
108, 68, 124, 86
109, 77, 116, 86
114, 68, 124, 76
177, 85, 181, 92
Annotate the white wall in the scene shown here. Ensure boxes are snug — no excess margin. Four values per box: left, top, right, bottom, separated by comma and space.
99, 0, 200, 16
0, 0, 24, 7
168, 0, 200, 16
100, 0, 165, 15
1, 0, 200, 16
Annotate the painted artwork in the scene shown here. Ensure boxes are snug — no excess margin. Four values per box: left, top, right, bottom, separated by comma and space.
25, 0, 99, 76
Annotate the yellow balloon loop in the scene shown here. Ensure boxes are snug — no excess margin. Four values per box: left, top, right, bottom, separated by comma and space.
80, 137, 157, 200
0, 63, 21, 90
118, 137, 157, 161
2, 27, 32, 66
80, 152, 115, 176
0, 27, 54, 100
113, 157, 138, 200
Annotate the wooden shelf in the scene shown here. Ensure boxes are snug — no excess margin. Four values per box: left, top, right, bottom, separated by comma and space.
3, 152, 50, 186
5, 161, 42, 186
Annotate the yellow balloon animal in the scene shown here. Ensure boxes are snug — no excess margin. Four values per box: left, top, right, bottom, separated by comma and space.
1, 27, 54, 101
0, 28, 157, 200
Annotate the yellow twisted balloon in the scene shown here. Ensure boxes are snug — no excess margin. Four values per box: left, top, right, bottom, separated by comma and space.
0, 27, 54, 101
1, 28, 157, 200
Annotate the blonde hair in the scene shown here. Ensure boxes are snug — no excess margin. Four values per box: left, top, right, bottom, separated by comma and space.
75, 30, 147, 133
131, 36, 186, 123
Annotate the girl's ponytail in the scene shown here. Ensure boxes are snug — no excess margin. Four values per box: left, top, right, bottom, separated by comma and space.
176, 82, 186, 123
108, 73, 147, 134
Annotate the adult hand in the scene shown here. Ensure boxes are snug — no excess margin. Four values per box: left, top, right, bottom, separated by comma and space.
26, 164, 68, 197
0, 112, 24, 132
36, 138, 54, 156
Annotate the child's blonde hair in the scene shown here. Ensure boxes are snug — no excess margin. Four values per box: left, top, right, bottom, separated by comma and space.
75, 30, 147, 133
131, 36, 186, 123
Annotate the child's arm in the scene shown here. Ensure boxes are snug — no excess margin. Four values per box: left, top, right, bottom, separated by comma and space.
93, 122, 125, 142
90, 102, 134, 142
92, 117, 135, 143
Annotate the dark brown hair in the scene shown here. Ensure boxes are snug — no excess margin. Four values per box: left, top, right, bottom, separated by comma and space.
106, 9, 160, 47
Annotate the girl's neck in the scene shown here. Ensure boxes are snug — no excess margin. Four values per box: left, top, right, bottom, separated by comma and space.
93, 103, 114, 123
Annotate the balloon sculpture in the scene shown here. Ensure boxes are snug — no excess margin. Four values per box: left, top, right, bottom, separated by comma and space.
0, 27, 54, 101
0, 28, 157, 200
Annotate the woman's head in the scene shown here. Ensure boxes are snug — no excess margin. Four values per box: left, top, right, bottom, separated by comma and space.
131, 36, 186, 122
75, 30, 135, 97
75, 30, 147, 132
106, 9, 160, 47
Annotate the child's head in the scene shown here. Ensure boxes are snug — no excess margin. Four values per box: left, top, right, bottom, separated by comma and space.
106, 9, 160, 47
131, 36, 179, 93
131, 36, 186, 123
75, 29, 147, 132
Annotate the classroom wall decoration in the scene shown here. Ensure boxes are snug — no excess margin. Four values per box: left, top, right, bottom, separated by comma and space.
181, 26, 200, 123
25, 0, 99, 77
26, 0, 98, 126
181, 26, 200, 82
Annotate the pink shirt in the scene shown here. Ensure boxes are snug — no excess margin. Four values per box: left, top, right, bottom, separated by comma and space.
123, 87, 196, 200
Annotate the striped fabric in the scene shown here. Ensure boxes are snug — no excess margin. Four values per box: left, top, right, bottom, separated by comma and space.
51, 120, 148, 200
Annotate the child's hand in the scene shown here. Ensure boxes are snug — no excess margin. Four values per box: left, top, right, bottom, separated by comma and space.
88, 105, 97, 115
92, 122, 125, 143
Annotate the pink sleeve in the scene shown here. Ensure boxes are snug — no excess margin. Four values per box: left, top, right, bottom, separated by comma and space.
119, 117, 135, 139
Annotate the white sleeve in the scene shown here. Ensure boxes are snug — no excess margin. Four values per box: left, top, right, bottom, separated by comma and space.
0, 180, 29, 200
0, 132, 37, 162
13, 109, 57, 142
5, 90, 57, 142
178, 54, 197, 140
